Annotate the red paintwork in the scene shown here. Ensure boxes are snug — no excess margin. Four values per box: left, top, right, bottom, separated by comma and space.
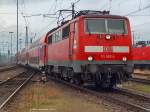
19, 35, 47, 67
77, 16, 132, 61
19, 14, 133, 68
18, 48, 28, 65
47, 15, 132, 62
28, 35, 47, 66
47, 39, 70, 61
132, 46, 150, 60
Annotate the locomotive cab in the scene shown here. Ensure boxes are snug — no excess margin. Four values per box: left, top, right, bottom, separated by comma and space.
79, 16, 132, 62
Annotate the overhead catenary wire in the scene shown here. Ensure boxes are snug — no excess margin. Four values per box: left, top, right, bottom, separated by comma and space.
125, 5, 150, 16
47, 0, 58, 14
100, 0, 118, 11
35, 0, 78, 37
133, 20, 150, 27
74, 0, 81, 4
36, 19, 57, 38
138, 0, 142, 10
36, 0, 81, 36
128, 15, 150, 17
20, 0, 28, 26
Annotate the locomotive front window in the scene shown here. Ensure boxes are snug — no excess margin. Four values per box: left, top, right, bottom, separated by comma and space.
107, 19, 127, 34
85, 18, 127, 34
85, 19, 106, 34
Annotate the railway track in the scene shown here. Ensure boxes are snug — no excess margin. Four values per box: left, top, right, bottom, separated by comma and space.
0, 65, 18, 73
114, 87, 150, 101
129, 78, 150, 85
48, 76, 150, 112
0, 70, 35, 111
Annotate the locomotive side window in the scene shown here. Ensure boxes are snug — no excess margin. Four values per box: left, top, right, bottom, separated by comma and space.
52, 33, 56, 43
107, 19, 127, 34
58, 30, 62, 41
55, 30, 62, 42
55, 32, 59, 42
62, 25, 70, 39
48, 35, 52, 44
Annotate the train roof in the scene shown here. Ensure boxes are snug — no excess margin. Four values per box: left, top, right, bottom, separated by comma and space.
28, 34, 47, 49
81, 15, 128, 19
39, 34, 47, 44
47, 10, 128, 35
75, 10, 127, 19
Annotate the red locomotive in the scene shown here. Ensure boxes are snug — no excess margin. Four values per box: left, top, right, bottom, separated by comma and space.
18, 11, 133, 88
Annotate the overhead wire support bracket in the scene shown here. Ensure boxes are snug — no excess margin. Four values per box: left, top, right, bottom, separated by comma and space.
57, 3, 76, 25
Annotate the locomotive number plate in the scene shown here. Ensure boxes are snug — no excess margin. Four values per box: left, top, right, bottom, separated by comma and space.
101, 54, 115, 59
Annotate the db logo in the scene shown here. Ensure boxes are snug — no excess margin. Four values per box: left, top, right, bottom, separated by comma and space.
103, 46, 112, 52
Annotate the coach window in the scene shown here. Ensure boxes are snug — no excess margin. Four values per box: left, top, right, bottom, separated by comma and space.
62, 25, 70, 39
48, 35, 52, 44
52, 33, 56, 43
74, 22, 78, 38
58, 30, 62, 41
55, 31, 59, 42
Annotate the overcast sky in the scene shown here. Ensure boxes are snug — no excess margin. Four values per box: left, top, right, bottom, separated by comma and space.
0, 0, 150, 53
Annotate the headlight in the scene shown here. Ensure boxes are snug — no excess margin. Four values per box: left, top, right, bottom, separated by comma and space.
106, 35, 111, 40
88, 56, 93, 61
122, 57, 127, 62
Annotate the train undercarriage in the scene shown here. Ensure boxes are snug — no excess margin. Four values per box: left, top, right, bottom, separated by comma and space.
45, 63, 133, 88
134, 64, 150, 70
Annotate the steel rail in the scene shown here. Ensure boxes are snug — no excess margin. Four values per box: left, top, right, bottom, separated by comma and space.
48, 76, 150, 112
0, 71, 27, 85
0, 70, 35, 110
114, 87, 150, 102
0, 65, 18, 72
129, 78, 150, 85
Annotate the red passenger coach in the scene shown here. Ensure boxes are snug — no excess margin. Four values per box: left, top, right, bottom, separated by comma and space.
18, 48, 28, 66
45, 11, 133, 88
28, 35, 47, 69
132, 46, 150, 69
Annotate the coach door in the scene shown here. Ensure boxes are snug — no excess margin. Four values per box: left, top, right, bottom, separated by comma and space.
39, 46, 43, 66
